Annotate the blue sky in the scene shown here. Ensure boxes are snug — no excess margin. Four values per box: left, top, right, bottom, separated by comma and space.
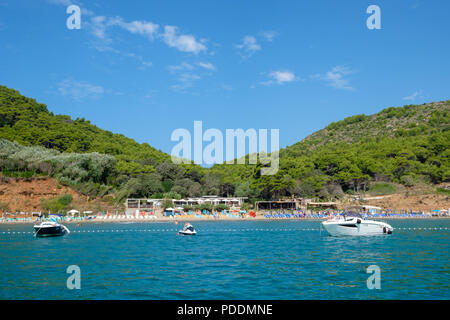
0, 0, 449, 157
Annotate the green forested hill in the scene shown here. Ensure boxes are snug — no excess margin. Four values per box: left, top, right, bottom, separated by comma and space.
289, 101, 449, 153
1, 84, 449, 204
210, 100, 450, 200
0, 85, 169, 168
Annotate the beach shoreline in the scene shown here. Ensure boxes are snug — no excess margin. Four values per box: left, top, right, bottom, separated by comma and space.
1, 216, 449, 224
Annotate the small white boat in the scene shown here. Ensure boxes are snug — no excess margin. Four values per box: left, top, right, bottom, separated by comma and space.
33, 221, 70, 237
322, 214, 393, 236
178, 223, 197, 235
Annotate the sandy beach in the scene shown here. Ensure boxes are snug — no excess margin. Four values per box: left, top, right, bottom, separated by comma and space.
1, 215, 449, 224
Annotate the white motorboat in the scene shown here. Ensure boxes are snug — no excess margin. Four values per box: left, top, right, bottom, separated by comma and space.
322, 213, 393, 236
178, 223, 197, 236
33, 221, 70, 237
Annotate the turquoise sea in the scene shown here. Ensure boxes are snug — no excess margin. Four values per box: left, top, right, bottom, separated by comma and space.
0, 220, 449, 300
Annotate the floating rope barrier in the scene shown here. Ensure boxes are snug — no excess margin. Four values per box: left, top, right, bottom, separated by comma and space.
1, 227, 449, 235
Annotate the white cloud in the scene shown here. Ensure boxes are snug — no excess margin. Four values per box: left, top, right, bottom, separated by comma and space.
168, 63, 201, 91
89, 16, 109, 41
47, 0, 93, 15
124, 53, 152, 69
236, 36, 261, 54
261, 70, 297, 86
260, 31, 277, 42
318, 66, 356, 91
236, 32, 277, 59
403, 90, 423, 101
270, 71, 295, 84
221, 84, 233, 91
47, 0, 73, 6
162, 26, 207, 54
236, 35, 261, 58
74, 11, 207, 55
49, 1, 207, 55
168, 62, 195, 72
168, 62, 216, 92
197, 62, 216, 71
109, 17, 159, 40
57, 79, 104, 100
140, 61, 153, 69
171, 72, 202, 91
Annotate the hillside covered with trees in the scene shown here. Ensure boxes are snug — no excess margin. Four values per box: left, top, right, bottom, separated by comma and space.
0, 85, 449, 209
210, 100, 449, 201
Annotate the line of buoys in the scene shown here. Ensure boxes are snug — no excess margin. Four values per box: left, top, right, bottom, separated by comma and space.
0, 227, 448, 235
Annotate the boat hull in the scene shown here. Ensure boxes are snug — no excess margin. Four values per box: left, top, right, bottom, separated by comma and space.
322, 220, 393, 236
33, 226, 66, 237
179, 230, 197, 235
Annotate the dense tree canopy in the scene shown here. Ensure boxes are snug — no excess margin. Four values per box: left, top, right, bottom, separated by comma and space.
1, 85, 448, 205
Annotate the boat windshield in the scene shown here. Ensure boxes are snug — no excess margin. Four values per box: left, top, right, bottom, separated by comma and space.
342, 211, 363, 218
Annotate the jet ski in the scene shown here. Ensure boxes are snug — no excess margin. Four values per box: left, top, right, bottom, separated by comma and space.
178, 223, 197, 235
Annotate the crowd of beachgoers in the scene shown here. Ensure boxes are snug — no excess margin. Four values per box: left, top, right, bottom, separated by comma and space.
0, 208, 448, 223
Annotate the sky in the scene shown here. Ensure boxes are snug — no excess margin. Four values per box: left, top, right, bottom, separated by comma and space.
0, 0, 449, 159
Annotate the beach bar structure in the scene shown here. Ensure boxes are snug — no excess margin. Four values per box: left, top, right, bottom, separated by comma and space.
125, 199, 159, 215
255, 198, 339, 211
173, 196, 247, 208
125, 196, 247, 214
345, 205, 382, 214
255, 199, 305, 210
306, 201, 338, 210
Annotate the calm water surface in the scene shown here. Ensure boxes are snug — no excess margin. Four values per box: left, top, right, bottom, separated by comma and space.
0, 220, 449, 299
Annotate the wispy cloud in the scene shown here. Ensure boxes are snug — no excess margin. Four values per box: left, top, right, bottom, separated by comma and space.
236, 31, 277, 59
168, 62, 195, 73
171, 73, 202, 91
109, 17, 159, 40
125, 52, 153, 70
47, 0, 73, 6
314, 66, 356, 91
47, 0, 93, 15
197, 62, 216, 71
168, 61, 215, 92
261, 70, 297, 86
260, 31, 278, 42
89, 16, 111, 43
48, 1, 208, 55
57, 79, 104, 100
403, 90, 423, 101
162, 26, 207, 54
236, 35, 261, 59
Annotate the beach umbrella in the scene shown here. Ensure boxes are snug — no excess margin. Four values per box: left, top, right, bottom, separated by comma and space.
67, 209, 80, 216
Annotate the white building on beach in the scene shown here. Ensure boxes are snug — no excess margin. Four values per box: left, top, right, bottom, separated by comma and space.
125, 196, 247, 214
